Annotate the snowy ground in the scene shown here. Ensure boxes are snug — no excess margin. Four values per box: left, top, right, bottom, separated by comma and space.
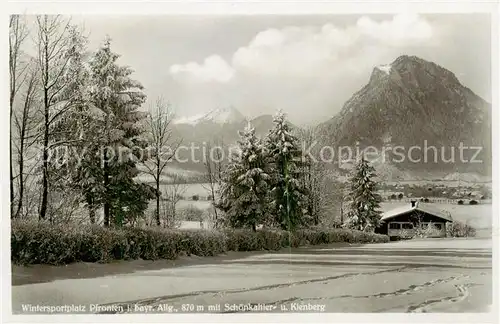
11, 237, 492, 314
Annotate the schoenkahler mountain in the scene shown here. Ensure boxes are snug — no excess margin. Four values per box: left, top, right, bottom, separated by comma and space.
319, 55, 491, 175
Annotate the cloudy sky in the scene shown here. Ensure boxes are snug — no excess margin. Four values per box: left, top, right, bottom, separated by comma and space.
73, 14, 491, 125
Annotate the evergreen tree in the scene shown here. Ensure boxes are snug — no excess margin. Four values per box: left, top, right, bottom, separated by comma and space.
87, 37, 154, 227
216, 124, 270, 231
266, 110, 307, 230
345, 157, 382, 231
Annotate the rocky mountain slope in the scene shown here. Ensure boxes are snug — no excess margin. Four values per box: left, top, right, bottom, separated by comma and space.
319, 55, 491, 175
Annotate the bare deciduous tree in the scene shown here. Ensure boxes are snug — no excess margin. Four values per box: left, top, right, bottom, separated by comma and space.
34, 15, 75, 221
10, 15, 30, 217
298, 127, 332, 226
142, 98, 181, 226
12, 63, 39, 219
202, 139, 225, 228
160, 180, 187, 228
334, 181, 348, 226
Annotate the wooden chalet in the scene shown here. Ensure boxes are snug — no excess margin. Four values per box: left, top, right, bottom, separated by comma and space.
376, 201, 453, 239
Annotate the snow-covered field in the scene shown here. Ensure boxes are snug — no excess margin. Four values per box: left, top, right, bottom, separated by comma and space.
12, 238, 492, 314
160, 182, 215, 199
135, 166, 204, 184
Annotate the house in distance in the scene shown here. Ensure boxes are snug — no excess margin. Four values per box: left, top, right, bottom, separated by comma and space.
376, 201, 453, 239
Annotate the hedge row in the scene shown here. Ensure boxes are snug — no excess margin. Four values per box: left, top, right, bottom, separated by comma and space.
11, 221, 389, 265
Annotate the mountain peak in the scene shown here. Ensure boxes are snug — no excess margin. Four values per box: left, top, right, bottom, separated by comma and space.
203, 106, 246, 124
369, 63, 394, 83
375, 64, 392, 75
368, 55, 461, 87
394, 55, 460, 83
174, 106, 246, 125
392, 54, 428, 65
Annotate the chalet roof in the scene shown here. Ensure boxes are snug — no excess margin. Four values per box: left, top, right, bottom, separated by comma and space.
381, 202, 453, 222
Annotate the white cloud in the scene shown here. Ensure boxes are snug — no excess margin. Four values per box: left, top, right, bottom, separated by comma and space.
167, 14, 453, 124
171, 14, 435, 81
231, 14, 435, 77
169, 55, 235, 82
356, 14, 433, 46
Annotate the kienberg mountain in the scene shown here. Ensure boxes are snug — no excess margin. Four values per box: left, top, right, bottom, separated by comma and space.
318, 55, 491, 176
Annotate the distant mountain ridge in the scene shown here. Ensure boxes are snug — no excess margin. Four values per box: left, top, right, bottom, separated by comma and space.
169, 108, 298, 172
172, 107, 296, 143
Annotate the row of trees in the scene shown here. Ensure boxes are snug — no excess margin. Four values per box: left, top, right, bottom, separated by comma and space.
214, 111, 383, 232
10, 15, 180, 227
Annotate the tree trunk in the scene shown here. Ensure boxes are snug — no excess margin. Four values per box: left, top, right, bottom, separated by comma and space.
14, 96, 30, 219
103, 157, 110, 227
156, 176, 160, 226
209, 183, 218, 228
39, 28, 50, 221
39, 93, 49, 221
86, 195, 96, 224
10, 82, 14, 217
212, 204, 218, 229
10, 17, 18, 219
89, 208, 96, 224
103, 100, 111, 227
10, 136, 14, 217
15, 152, 24, 219
103, 203, 110, 226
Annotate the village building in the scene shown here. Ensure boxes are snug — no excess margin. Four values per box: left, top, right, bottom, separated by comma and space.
376, 201, 453, 239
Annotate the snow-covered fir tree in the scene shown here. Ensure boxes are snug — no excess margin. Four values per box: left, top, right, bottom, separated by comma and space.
345, 157, 382, 231
216, 123, 270, 231
266, 110, 307, 230
86, 37, 155, 227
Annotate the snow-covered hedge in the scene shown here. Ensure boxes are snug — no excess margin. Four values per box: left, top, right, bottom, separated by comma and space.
446, 221, 476, 238
11, 221, 389, 265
